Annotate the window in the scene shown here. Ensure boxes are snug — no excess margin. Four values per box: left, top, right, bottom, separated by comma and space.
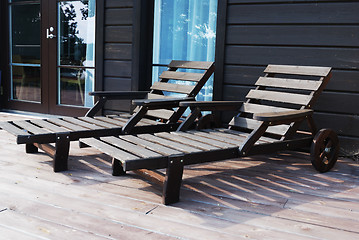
152, 0, 217, 101
58, 0, 96, 107
9, 0, 41, 102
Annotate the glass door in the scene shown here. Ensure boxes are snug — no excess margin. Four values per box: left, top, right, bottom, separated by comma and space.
7, 0, 96, 116
56, 0, 96, 109
9, 0, 41, 103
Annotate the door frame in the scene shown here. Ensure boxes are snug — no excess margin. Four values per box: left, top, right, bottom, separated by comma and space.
2, 0, 104, 117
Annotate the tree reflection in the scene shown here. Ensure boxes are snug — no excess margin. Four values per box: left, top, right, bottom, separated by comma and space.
59, 1, 88, 66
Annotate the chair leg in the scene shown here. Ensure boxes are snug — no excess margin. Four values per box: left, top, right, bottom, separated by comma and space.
53, 133, 70, 172
162, 156, 184, 205
26, 143, 38, 153
112, 158, 126, 176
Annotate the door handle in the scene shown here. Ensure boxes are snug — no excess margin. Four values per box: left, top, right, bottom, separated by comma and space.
46, 27, 56, 39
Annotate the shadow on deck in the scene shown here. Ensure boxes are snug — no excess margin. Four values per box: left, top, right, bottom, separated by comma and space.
0, 112, 358, 239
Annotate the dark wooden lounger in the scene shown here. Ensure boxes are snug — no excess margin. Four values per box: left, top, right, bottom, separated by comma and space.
80, 64, 340, 205
0, 60, 215, 172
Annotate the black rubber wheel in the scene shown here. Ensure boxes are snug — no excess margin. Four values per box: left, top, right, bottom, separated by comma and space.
310, 129, 339, 173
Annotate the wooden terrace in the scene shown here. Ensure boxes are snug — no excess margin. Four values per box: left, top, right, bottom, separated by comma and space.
0, 112, 358, 239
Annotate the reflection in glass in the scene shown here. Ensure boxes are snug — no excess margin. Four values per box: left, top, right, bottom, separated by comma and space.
152, 66, 211, 101
10, 0, 39, 2
58, 0, 95, 108
12, 66, 41, 102
58, 68, 94, 107
58, 0, 95, 67
11, 4, 41, 64
152, 0, 217, 101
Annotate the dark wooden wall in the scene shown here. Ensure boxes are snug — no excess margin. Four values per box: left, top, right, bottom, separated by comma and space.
102, 0, 134, 112
216, 0, 359, 155
0, 0, 4, 108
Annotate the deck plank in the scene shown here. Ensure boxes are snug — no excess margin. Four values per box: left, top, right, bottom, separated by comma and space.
1, 112, 358, 240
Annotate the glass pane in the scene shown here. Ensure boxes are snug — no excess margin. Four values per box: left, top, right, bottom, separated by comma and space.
152, 0, 217, 101
11, 4, 41, 64
58, 0, 96, 67
58, 68, 94, 107
152, 66, 211, 101
10, 1, 40, 3
12, 66, 41, 102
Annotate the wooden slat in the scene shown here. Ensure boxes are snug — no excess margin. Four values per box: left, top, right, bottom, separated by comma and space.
93, 116, 126, 127
159, 71, 204, 82
229, 117, 289, 136
255, 77, 322, 91
155, 132, 219, 151
254, 109, 313, 122
137, 134, 202, 153
264, 65, 331, 77
173, 132, 237, 148
47, 118, 88, 131
108, 115, 131, 122
146, 93, 172, 99
241, 103, 294, 114
226, 25, 359, 47
30, 119, 69, 133
111, 114, 147, 127
120, 135, 182, 155
61, 117, 103, 130
80, 138, 139, 161
246, 89, 312, 106
151, 82, 194, 94
109, 115, 135, 124
0, 121, 30, 137
168, 60, 213, 70
218, 128, 278, 143
199, 128, 277, 145
138, 118, 163, 125
201, 128, 274, 144
225, 46, 359, 70
101, 136, 162, 159
145, 109, 175, 120
77, 117, 121, 128
188, 130, 245, 146
12, 121, 50, 135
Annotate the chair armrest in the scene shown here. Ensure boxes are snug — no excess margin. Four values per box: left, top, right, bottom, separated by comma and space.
179, 101, 243, 111
132, 97, 195, 109
253, 109, 313, 125
85, 91, 149, 117
89, 91, 149, 100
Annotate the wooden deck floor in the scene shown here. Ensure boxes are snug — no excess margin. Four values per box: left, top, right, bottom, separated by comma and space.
0, 112, 358, 240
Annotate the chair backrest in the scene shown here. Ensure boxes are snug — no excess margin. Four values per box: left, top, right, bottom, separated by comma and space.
136, 60, 215, 123
228, 64, 332, 140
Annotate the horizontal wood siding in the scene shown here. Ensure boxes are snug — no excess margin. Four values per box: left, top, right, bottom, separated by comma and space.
0, 1, 5, 109
222, 1, 359, 155
103, 0, 134, 112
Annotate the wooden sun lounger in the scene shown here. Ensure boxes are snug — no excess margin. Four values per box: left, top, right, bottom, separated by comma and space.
80, 64, 339, 205
0, 60, 215, 172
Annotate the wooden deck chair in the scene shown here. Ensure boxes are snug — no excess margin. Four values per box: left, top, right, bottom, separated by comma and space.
0, 60, 215, 172
80, 64, 339, 205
